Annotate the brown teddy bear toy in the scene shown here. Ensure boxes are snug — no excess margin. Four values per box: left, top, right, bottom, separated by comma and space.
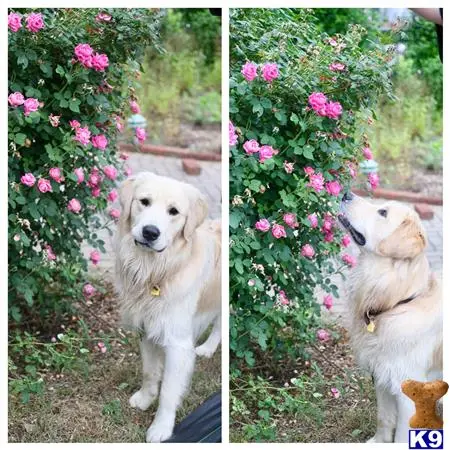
401, 380, 448, 429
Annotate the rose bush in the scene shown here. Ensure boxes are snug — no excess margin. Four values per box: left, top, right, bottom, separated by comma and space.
229, 8, 395, 366
8, 8, 161, 321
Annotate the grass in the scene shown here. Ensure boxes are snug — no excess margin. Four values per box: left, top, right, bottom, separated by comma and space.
230, 324, 376, 443
8, 285, 221, 443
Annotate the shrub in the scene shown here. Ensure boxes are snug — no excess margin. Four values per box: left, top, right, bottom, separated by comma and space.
229, 8, 394, 366
8, 8, 161, 322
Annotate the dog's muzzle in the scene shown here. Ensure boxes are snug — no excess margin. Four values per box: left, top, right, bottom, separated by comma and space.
338, 214, 366, 246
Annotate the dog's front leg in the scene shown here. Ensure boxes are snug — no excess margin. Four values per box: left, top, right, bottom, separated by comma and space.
394, 392, 415, 443
196, 314, 221, 358
367, 384, 397, 443
146, 342, 196, 443
129, 338, 163, 411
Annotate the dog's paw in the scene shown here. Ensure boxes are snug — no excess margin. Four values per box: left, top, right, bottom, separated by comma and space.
195, 344, 215, 358
366, 436, 377, 443
146, 419, 174, 443
129, 389, 156, 411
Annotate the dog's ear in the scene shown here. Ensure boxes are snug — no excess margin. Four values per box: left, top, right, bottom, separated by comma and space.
118, 176, 136, 235
377, 215, 426, 259
183, 186, 208, 241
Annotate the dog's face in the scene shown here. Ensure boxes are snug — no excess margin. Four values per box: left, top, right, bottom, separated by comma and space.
339, 193, 426, 259
118, 172, 208, 252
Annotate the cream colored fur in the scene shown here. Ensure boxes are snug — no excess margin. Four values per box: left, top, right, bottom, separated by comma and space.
114, 172, 221, 443
341, 195, 442, 443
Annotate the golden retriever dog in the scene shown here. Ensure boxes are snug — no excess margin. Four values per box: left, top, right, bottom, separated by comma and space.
339, 192, 442, 443
115, 172, 221, 443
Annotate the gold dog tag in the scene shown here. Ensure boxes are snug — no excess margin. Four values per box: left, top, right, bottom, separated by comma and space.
367, 320, 375, 333
150, 285, 161, 297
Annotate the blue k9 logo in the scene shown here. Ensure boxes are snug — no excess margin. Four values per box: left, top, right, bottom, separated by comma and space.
409, 430, 443, 449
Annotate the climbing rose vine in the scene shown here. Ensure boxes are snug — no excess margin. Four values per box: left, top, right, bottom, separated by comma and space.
8, 8, 162, 321
229, 8, 395, 366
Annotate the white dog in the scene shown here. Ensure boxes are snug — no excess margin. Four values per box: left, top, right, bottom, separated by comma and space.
339, 193, 442, 443
115, 172, 221, 442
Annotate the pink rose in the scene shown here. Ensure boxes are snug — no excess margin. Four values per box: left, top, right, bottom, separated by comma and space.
91, 134, 108, 150
362, 147, 373, 160
37, 178, 52, 193
316, 329, 330, 342
307, 173, 325, 193
241, 61, 258, 81
74, 168, 84, 184
135, 127, 146, 142
103, 165, 118, 180
324, 232, 334, 243
91, 53, 109, 72
308, 92, 328, 112
107, 189, 118, 202
91, 187, 101, 198
74, 43, 94, 68
90, 250, 101, 265
119, 153, 129, 160
49, 167, 63, 183
44, 244, 56, 261
255, 218, 270, 232
8, 13, 22, 32
323, 294, 333, 310
116, 120, 124, 133
69, 119, 80, 129
261, 63, 279, 82
304, 166, 315, 176
307, 213, 318, 228
325, 180, 342, 197
258, 145, 276, 163
341, 234, 351, 247
248, 279, 256, 287
284, 160, 294, 174
330, 387, 340, 399
229, 121, 238, 147
329, 62, 345, 72
95, 12, 112, 22
67, 198, 81, 214
243, 139, 260, 154
109, 208, 120, 219
368, 172, 379, 190
301, 244, 315, 258
283, 213, 298, 229
20, 173, 36, 187
278, 290, 290, 306
25, 13, 44, 33
124, 166, 133, 177
83, 283, 96, 298
23, 98, 40, 116
342, 253, 357, 268
97, 341, 107, 353
74, 126, 91, 146
130, 100, 140, 114
8, 92, 25, 107
272, 223, 287, 239
347, 162, 357, 179
325, 101, 343, 120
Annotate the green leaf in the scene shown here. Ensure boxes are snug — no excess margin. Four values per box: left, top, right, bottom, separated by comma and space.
17, 54, 28, 69
69, 99, 81, 113
14, 133, 27, 145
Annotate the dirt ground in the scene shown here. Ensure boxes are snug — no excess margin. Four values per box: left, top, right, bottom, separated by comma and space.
8, 288, 221, 443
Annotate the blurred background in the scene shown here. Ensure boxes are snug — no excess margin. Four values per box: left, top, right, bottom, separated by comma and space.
134, 8, 221, 154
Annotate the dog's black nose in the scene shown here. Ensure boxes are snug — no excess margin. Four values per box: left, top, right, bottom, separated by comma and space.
343, 191, 354, 202
142, 225, 160, 242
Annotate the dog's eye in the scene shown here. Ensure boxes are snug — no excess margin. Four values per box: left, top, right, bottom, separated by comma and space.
140, 198, 150, 207
378, 209, 388, 218
168, 207, 179, 216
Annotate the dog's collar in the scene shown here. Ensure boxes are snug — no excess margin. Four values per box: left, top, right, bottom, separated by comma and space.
364, 293, 418, 332
150, 285, 161, 297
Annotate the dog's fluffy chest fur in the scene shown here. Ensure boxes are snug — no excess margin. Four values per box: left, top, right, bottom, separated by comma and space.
346, 252, 442, 392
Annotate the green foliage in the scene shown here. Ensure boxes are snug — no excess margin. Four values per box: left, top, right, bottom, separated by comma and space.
138, 9, 221, 130
401, 15, 442, 109
229, 8, 394, 366
369, 57, 440, 164
8, 9, 161, 320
